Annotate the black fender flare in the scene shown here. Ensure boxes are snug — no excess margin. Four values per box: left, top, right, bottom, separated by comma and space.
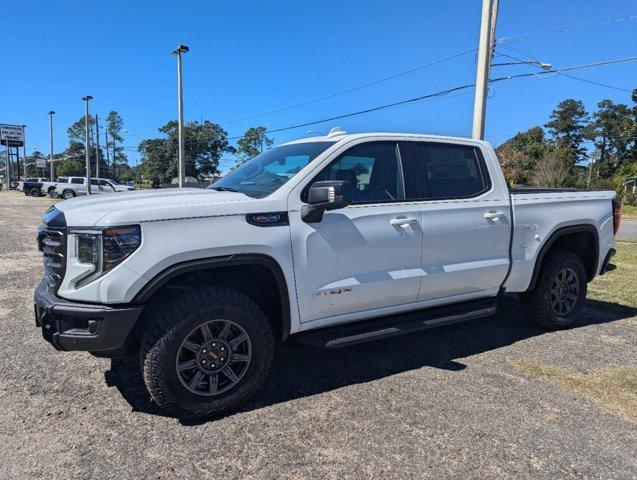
132, 254, 291, 340
525, 224, 599, 292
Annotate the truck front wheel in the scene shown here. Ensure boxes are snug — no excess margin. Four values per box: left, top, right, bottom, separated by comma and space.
521, 251, 587, 329
61, 190, 76, 199
140, 287, 274, 418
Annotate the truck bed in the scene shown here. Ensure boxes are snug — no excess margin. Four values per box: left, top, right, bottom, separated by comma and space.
509, 187, 586, 194
503, 188, 616, 293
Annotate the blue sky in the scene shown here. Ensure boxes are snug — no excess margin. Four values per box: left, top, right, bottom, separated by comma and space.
2, 0, 636, 173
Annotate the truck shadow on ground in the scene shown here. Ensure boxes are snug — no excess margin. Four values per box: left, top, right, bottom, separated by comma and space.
104, 297, 636, 425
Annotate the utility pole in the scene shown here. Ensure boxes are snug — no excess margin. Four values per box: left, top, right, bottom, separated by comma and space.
15, 146, 20, 183
472, 0, 499, 140
82, 96, 93, 194
3, 144, 9, 190
171, 44, 189, 187
21, 125, 27, 179
105, 128, 111, 178
47, 111, 55, 181
94, 114, 100, 178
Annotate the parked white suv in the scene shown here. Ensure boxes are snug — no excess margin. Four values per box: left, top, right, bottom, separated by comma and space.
54, 177, 135, 199
34, 130, 619, 418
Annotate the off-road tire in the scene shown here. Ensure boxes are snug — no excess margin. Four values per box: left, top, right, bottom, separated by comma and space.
520, 251, 587, 329
61, 189, 75, 199
28, 187, 41, 197
139, 286, 274, 418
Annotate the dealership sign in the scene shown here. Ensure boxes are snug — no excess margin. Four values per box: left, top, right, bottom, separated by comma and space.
0, 124, 24, 147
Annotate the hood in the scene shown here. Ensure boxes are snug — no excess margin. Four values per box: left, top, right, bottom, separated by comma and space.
55, 188, 279, 226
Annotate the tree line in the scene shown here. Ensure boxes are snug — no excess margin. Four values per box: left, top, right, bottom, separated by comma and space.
137, 124, 272, 186
496, 89, 637, 202
29, 111, 132, 182
25, 88, 636, 200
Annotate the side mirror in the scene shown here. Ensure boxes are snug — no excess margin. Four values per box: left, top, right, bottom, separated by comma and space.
302, 180, 353, 223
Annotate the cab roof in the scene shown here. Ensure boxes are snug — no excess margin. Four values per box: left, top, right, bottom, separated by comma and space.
281, 131, 491, 148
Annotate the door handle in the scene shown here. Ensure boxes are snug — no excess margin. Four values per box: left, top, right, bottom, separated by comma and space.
484, 211, 505, 220
390, 217, 418, 228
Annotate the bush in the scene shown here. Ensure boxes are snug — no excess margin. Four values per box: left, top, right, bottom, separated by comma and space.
623, 191, 637, 206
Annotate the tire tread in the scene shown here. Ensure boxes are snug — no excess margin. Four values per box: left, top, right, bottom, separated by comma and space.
520, 250, 587, 329
139, 286, 274, 418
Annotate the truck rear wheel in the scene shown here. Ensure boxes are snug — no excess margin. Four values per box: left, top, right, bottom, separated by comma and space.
139, 286, 274, 418
61, 189, 75, 199
521, 251, 587, 329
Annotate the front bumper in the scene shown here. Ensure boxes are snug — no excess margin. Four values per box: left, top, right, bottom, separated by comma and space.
34, 279, 144, 353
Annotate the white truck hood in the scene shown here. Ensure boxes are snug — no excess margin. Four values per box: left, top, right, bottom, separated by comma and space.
54, 188, 280, 226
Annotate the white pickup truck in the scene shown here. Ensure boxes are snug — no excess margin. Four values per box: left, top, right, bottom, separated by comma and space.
19, 177, 67, 197
34, 130, 620, 418
54, 176, 135, 199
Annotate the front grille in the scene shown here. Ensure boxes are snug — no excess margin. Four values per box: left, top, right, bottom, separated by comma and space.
37, 207, 67, 292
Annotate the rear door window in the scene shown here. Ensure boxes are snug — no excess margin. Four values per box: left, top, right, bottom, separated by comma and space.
399, 142, 491, 200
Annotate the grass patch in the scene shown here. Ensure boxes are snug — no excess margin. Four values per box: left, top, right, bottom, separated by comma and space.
588, 242, 637, 309
516, 361, 637, 422
621, 204, 637, 219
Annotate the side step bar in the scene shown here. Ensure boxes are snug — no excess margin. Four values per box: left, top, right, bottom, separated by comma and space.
295, 297, 497, 349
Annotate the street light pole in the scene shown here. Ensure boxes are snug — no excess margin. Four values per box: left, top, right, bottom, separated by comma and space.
82, 96, 93, 194
94, 114, 100, 178
171, 44, 189, 188
48, 111, 55, 181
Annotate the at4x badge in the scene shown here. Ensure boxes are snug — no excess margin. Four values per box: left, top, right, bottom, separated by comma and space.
312, 287, 352, 297
245, 212, 289, 227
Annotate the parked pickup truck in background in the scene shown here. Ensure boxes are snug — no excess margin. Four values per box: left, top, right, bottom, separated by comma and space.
20, 177, 67, 197
34, 130, 619, 418
53, 176, 135, 199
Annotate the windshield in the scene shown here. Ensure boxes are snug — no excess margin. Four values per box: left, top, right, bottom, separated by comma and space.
209, 142, 335, 198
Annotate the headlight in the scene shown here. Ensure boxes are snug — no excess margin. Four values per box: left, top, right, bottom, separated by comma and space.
70, 225, 141, 287
77, 233, 101, 264
102, 226, 141, 272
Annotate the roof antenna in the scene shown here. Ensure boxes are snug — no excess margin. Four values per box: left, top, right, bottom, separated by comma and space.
327, 126, 347, 138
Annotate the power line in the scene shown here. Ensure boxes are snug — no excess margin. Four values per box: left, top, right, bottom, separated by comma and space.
220, 48, 477, 126
226, 55, 637, 138
491, 56, 637, 83
555, 72, 633, 93
201, 15, 636, 130
223, 15, 636, 127
496, 46, 633, 92
497, 13, 637, 44
236, 83, 476, 138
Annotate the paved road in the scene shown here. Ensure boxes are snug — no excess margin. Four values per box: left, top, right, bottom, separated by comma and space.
619, 218, 637, 240
0, 191, 635, 479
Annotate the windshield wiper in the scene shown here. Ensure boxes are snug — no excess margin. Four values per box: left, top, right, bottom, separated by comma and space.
210, 186, 239, 192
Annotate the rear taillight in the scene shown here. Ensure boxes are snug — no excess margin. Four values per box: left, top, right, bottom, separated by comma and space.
612, 197, 621, 235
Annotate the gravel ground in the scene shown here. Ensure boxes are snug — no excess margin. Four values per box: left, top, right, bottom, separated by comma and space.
0, 190, 635, 479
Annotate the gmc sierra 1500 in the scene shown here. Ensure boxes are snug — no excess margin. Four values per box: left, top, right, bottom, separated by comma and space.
34, 129, 619, 417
